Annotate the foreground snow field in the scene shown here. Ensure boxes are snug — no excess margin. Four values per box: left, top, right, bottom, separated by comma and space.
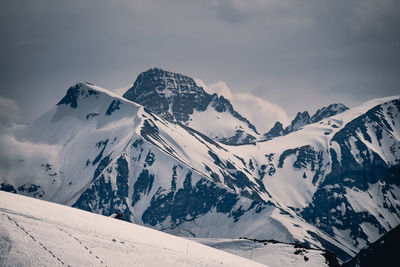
0, 191, 266, 266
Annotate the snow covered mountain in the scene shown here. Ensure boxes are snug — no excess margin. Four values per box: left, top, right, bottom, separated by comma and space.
0, 191, 266, 266
242, 96, 400, 252
0, 82, 352, 259
123, 68, 259, 145
0, 78, 399, 263
263, 103, 348, 141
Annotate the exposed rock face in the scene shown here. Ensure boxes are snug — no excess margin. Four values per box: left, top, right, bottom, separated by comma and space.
287, 111, 312, 132
263, 121, 284, 141
123, 68, 212, 122
123, 68, 258, 145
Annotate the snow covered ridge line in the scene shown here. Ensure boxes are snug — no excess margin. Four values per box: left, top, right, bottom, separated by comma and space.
261, 95, 400, 142
0, 191, 267, 266
0, 78, 399, 263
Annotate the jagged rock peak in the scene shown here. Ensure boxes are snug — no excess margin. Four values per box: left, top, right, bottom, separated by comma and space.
123, 68, 207, 100
311, 103, 349, 123
263, 121, 284, 141
262, 111, 311, 141
289, 111, 311, 131
122, 68, 259, 143
122, 68, 212, 122
262, 103, 350, 141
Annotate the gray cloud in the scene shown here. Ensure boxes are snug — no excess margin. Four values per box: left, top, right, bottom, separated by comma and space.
0, 0, 399, 125
0, 96, 20, 130
196, 79, 290, 131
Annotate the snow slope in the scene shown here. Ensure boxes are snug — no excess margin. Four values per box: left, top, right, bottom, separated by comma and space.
0, 191, 266, 266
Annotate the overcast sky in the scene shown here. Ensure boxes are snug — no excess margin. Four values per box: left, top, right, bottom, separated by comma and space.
0, 0, 399, 131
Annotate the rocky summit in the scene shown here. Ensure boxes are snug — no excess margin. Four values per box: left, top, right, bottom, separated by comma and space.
123, 68, 258, 145
123, 68, 211, 122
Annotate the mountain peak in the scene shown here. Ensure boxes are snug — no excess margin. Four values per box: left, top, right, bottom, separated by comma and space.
263, 121, 284, 141
311, 103, 349, 123
122, 68, 259, 144
124, 68, 205, 98
289, 111, 311, 131
57, 82, 99, 109
122, 68, 211, 122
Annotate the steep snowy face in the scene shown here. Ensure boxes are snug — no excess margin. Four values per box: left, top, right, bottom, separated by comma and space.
302, 99, 400, 249
311, 103, 349, 123
123, 68, 259, 145
240, 96, 400, 253
0, 82, 145, 204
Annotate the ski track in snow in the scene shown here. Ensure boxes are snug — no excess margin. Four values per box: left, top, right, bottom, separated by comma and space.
1, 207, 108, 266
59, 228, 107, 266
0, 191, 268, 267
2, 212, 67, 266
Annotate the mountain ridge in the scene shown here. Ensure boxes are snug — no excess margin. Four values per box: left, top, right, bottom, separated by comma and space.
263, 103, 349, 141
1, 75, 399, 263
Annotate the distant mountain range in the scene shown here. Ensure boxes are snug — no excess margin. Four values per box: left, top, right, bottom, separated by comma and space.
263, 103, 349, 141
1, 68, 399, 264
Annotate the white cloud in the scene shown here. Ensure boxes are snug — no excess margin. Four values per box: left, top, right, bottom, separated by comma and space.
112, 84, 133, 96
196, 79, 289, 133
0, 96, 20, 130
196, 80, 233, 98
